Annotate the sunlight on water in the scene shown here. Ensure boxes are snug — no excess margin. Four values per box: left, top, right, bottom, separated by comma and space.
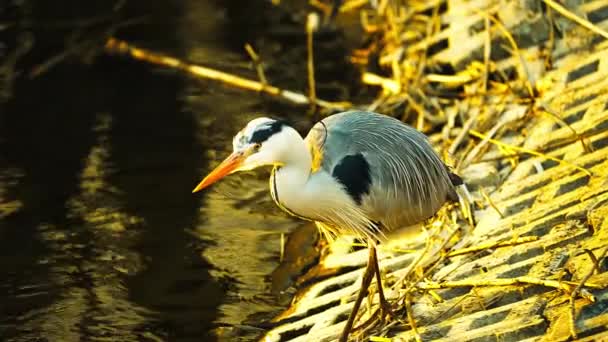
33, 111, 153, 341
67, 112, 143, 233
0, 168, 23, 219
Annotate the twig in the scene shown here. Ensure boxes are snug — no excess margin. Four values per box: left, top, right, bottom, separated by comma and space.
309, 0, 332, 17
362, 72, 400, 94
333, 241, 417, 254
416, 222, 466, 281
426, 61, 485, 88
455, 141, 475, 172
428, 289, 444, 303
468, 129, 592, 176
29, 29, 96, 78
412, 2, 440, 87
392, 236, 433, 291
569, 246, 608, 339
426, 73, 477, 86
583, 249, 601, 274
405, 293, 422, 342
448, 110, 478, 156
446, 236, 537, 257
396, 222, 461, 292
535, 104, 591, 153
104, 37, 351, 110
542, 0, 608, 40
306, 13, 318, 113
475, 130, 598, 163
478, 11, 535, 98
461, 109, 507, 167
244, 43, 268, 85
339, 0, 368, 13
544, 5, 555, 68
426, 288, 484, 326
415, 88, 445, 121
483, 15, 491, 93
404, 92, 444, 126
479, 186, 505, 219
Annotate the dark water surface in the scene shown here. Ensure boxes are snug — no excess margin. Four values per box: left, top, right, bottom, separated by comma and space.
0, 1, 359, 341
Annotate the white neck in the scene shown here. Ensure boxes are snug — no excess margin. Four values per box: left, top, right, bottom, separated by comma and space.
280, 129, 312, 179
269, 128, 377, 240
270, 131, 315, 218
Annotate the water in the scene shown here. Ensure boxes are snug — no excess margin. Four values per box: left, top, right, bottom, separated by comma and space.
0, 1, 359, 341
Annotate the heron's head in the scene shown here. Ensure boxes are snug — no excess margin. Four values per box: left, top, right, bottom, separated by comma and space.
192, 117, 297, 193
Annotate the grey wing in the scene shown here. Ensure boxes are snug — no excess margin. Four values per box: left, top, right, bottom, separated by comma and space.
305, 111, 457, 230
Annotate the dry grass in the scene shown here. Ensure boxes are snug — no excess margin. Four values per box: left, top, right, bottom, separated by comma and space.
324, 0, 604, 339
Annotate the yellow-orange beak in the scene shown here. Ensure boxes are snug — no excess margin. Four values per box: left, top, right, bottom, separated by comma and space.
192, 152, 245, 193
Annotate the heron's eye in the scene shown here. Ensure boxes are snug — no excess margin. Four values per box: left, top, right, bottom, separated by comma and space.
253, 143, 262, 151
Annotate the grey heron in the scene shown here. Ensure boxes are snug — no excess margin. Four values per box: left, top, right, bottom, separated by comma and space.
193, 110, 471, 341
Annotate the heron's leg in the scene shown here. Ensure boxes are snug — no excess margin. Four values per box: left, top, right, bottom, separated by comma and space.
339, 247, 375, 342
370, 246, 394, 320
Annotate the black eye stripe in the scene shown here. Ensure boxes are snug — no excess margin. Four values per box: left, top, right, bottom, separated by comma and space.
249, 120, 286, 144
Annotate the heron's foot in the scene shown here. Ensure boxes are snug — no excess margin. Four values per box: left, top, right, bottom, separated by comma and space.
378, 296, 395, 323
351, 295, 396, 335
371, 293, 397, 325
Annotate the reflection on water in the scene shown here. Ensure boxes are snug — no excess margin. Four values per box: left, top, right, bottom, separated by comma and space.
0, 1, 293, 341
0, 0, 355, 340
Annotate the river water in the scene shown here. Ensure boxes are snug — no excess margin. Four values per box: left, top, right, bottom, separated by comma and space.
0, 1, 361, 341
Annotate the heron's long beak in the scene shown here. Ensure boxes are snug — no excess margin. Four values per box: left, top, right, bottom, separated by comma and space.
192, 152, 245, 193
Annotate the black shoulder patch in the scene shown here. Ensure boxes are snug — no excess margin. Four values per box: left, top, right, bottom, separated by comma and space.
249, 120, 286, 144
332, 153, 372, 205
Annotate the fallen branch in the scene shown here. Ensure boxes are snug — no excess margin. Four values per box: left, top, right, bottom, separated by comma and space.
306, 13, 318, 112
104, 37, 351, 111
